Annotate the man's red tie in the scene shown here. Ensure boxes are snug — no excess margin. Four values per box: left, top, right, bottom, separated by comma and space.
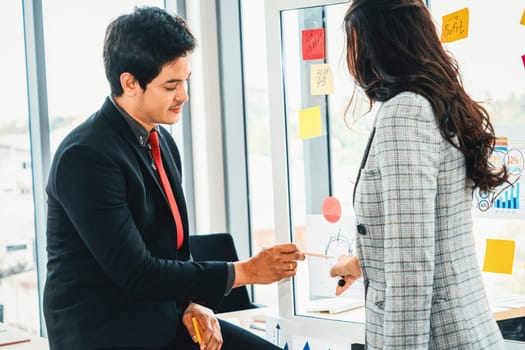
149, 129, 184, 249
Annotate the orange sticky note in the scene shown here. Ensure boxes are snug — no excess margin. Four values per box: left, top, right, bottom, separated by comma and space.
299, 106, 323, 139
302, 28, 325, 60
441, 8, 469, 43
520, 9, 525, 25
483, 239, 515, 274
310, 64, 334, 95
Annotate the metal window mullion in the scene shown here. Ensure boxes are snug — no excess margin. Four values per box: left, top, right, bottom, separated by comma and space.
215, 0, 252, 262
165, 0, 197, 234
22, 0, 51, 337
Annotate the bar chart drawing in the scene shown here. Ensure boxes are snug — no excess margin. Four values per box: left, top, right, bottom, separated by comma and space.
493, 182, 520, 209
473, 134, 525, 218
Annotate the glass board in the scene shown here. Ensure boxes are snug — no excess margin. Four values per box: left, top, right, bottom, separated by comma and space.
265, 0, 525, 347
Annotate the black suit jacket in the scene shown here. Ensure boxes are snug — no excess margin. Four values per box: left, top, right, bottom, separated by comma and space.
44, 97, 228, 349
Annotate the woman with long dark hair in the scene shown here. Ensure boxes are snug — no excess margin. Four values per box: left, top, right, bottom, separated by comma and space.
330, 0, 507, 348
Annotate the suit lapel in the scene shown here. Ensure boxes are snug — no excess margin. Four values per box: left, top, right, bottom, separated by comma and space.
352, 102, 384, 207
158, 133, 182, 185
100, 98, 167, 202
100, 98, 188, 251
156, 129, 189, 255
353, 127, 376, 207
157, 130, 188, 222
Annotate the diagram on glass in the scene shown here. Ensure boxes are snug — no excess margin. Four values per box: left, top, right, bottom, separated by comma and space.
304, 215, 361, 298
321, 196, 354, 265
324, 228, 355, 262
473, 136, 525, 217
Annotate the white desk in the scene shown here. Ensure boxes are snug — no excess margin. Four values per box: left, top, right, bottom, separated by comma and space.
217, 307, 276, 338
0, 323, 48, 349
217, 306, 365, 348
218, 306, 525, 350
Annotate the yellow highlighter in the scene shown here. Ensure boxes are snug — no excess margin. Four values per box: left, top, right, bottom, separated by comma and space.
191, 317, 202, 345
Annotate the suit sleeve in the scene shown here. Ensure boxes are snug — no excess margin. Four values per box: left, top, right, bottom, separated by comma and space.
50, 143, 227, 308
374, 94, 441, 349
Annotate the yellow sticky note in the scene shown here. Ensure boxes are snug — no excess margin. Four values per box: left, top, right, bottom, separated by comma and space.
441, 8, 469, 43
310, 64, 334, 95
483, 239, 515, 274
521, 9, 525, 25
299, 106, 323, 140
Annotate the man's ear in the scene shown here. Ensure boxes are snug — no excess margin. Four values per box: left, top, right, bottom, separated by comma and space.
120, 72, 139, 96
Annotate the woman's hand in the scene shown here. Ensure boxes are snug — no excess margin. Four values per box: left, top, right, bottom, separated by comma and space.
330, 255, 362, 296
182, 302, 222, 350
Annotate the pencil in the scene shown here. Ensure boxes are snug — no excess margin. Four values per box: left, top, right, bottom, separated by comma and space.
303, 251, 334, 259
191, 317, 202, 345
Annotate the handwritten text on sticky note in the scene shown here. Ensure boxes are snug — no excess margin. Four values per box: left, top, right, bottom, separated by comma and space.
302, 28, 325, 60
441, 8, 469, 43
310, 64, 334, 95
299, 105, 323, 139
483, 239, 515, 274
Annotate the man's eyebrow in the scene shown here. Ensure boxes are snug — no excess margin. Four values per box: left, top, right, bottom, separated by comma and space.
164, 72, 192, 84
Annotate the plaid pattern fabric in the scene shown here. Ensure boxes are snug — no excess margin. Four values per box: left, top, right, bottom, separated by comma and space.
354, 92, 504, 349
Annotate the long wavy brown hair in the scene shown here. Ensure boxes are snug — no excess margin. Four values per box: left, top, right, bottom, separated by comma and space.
344, 0, 507, 191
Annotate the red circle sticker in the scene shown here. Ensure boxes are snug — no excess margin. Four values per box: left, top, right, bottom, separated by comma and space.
322, 196, 341, 223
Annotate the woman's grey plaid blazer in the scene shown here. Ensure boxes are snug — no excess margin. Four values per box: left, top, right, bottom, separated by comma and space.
354, 92, 504, 349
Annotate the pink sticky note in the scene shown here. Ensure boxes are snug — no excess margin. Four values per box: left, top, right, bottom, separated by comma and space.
322, 197, 341, 223
302, 28, 325, 60
522, 54, 525, 70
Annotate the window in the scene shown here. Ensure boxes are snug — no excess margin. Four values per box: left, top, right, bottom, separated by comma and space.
240, 0, 377, 309
240, 0, 278, 307
0, 0, 38, 334
41, 0, 164, 154
0, 0, 165, 335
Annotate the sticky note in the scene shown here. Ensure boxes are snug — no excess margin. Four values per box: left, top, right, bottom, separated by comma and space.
302, 28, 325, 60
483, 239, 515, 274
299, 106, 323, 139
310, 64, 334, 95
522, 54, 525, 70
322, 197, 341, 223
441, 8, 469, 43
521, 9, 525, 25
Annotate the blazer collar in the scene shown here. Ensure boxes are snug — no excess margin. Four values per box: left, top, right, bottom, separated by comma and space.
108, 95, 151, 146
99, 97, 164, 191
352, 102, 383, 207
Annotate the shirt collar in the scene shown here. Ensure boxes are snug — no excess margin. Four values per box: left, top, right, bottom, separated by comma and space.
109, 95, 157, 147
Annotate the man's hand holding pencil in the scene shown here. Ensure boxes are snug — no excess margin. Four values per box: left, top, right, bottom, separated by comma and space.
183, 302, 222, 350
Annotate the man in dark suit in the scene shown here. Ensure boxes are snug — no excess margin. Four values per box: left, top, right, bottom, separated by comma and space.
43, 6, 304, 350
